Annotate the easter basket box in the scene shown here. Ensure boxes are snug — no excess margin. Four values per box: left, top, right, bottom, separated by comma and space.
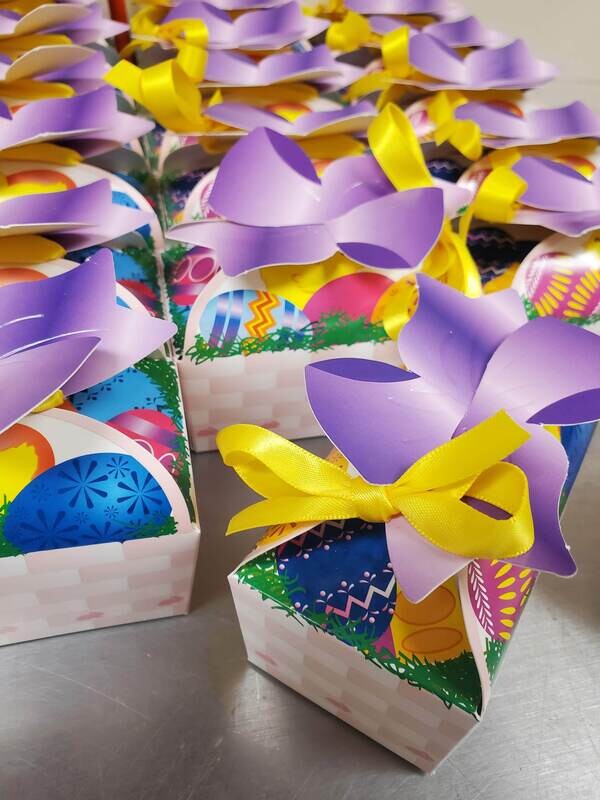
155, 109, 477, 453
224, 273, 600, 771
158, 150, 400, 453
0, 171, 200, 645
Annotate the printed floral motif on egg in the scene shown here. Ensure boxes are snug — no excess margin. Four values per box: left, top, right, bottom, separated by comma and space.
108, 410, 180, 476
276, 518, 396, 643
170, 246, 220, 306
520, 250, 600, 320
3, 452, 172, 553
199, 290, 310, 347
467, 559, 536, 642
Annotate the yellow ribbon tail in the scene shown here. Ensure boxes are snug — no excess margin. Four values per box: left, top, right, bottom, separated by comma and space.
381, 25, 411, 78
218, 412, 534, 561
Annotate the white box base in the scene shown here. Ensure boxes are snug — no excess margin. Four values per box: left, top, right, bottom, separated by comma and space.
229, 577, 479, 772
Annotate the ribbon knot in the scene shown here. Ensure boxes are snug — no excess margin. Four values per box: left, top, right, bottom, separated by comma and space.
427, 91, 483, 161
218, 410, 535, 562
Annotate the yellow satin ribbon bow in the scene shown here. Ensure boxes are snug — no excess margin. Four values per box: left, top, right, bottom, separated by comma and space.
427, 91, 482, 161
326, 11, 376, 52
218, 411, 534, 561
367, 103, 481, 336
125, 6, 208, 81
105, 57, 206, 133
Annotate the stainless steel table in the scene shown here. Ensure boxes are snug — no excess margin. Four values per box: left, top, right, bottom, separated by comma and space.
1, 430, 599, 800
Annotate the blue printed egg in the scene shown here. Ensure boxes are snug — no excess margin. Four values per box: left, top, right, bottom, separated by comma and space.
4, 452, 172, 553
276, 518, 396, 644
427, 158, 465, 183
200, 290, 310, 347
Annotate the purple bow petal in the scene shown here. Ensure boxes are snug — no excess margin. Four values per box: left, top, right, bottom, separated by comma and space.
165, 1, 328, 50
0, 249, 176, 431
457, 100, 600, 148
398, 274, 527, 410
171, 219, 336, 274
305, 358, 462, 484
423, 15, 507, 47
515, 157, 599, 213
346, 0, 461, 16
204, 100, 376, 137
460, 316, 600, 429
208, 127, 321, 226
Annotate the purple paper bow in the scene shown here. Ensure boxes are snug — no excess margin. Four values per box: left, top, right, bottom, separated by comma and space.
0, 45, 107, 95
202, 45, 363, 91
369, 14, 507, 48
305, 274, 600, 601
203, 99, 376, 137
375, 34, 556, 90
0, 248, 175, 434
0, 3, 126, 45
346, 0, 464, 17
457, 100, 600, 149
0, 86, 152, 157
0, 180, 152, 251
169, 125, 446, 273
164, 1, 328, 50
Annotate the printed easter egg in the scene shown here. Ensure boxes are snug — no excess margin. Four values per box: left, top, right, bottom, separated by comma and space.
6, 169, 76, 191
264, 101, 311, 121
184, 169, 221, 223
3, 452, 172, 553
166, 169, 212, 226
467, 226, 538, 284
426, 158, 466, 183
0, 268, 44, 286
108, 409, 180, 475
384, 580, 470, 662
467, 559, 535, 642
70, 366, 171, 424
170, 246, 220, 307
0, 423, 55, 502
517, 249, 600, 321
276, 518, 396, 643
303, 272, 393, 323
405, 99, 434, 140
199, 290, 310, 347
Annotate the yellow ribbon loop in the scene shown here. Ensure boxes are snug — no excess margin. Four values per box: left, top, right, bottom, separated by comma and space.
105, 58, 205, 133
459, 165, 528, 240
368, 101, 431, 190
381, 26, 411, 78
427, 91, 482, 161
218, 410, 534, 561
325, 11, 374, 52
0, 235, 66, 263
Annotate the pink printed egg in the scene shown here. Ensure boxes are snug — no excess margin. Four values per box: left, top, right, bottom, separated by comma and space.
303, 272, 393, 323
467, 559, 535, 641
522, 250, 600, 319
170, 246, 220, 307
108, 409, 180, 475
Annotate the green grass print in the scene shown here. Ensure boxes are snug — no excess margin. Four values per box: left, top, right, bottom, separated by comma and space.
237, 550, 482, 715
186, 312, 391, 364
